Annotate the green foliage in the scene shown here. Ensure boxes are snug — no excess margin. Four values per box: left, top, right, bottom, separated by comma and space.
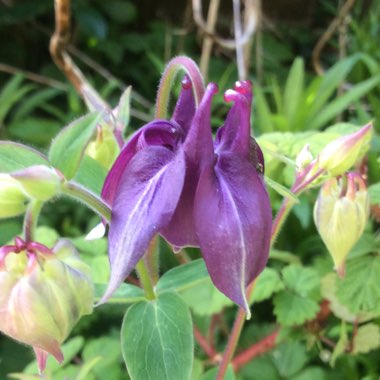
0, 141, 49, 172
273, 265, 321, 326
336, 256, 380, 314
49, 112, 102, 179
121, 292, 193, 380
255, 54, 380, 133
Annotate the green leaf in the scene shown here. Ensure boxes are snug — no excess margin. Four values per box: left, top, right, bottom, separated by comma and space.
282, 265, 320, 298
180, 276, 232, 315
49, 112, 102, 179
156, 259, 209, 293
273, 265, 321, 326
250, 268, 285, 303
284, 58, 304, 124
0, 141, 49, 172
352, 323, 380, 354
8, 117, 61, 146
336, 255, 380, 313
82, 336, 122, 380
265, 176, 299, 203
331, 322, 348, 366
273, 290, 320, 326
121, 292, 193, 380
0, 75, 34, 123
94, 283, 145, 304
200, 365, 235, 380
271, 341, 308, 378
73, 155, 108, 195
368, 183, 380, 205
308, 74, 380, 130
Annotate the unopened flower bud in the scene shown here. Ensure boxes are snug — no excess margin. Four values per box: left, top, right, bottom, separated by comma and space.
86, 125, 120, 169
11, 165, 62, 201
318, 123, 373, 176
313, 173, 369, 277
296, 144, 314, 171
0, 238, 93, 373
0, 174, 30, 218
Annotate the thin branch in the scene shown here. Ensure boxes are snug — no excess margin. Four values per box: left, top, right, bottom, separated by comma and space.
199, 0, 220, 80
194, 326, 218, 359
233, 0, 246, 80
192, 0, 257, 50
312, 0, 356, 75
0, 62, 68, 90
49, 0, 107, 107
232, 330, 279, 372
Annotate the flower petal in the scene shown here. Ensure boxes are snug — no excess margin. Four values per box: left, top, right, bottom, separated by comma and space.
100, 145, 186, 303
101, 120, 182, 206
215, 81, 253, 158
194, 153, 272, 314
160, 83, 217, 249
171, 75, 196, 134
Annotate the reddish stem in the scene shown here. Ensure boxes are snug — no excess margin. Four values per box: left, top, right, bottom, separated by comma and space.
232, 330, 279, 372
194, 326, 217, 358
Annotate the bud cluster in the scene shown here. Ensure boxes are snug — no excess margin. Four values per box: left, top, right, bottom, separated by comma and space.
0, 238, 93, 372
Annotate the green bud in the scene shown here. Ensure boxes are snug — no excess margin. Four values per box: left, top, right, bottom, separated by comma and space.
0, 174, 30, 218
318, 123, 373, 176
313, 173, 369, 276
11, 165, 62, 201
0, 238, 93, 373
86, 126, 120, 169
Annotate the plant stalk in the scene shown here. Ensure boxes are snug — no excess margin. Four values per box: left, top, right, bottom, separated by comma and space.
62, 181, 112, 222
136, 259, 156, 300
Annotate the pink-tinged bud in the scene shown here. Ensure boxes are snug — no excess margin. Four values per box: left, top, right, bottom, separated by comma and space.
86, 125, 120, 169
318, 123, 373, 176
296, 144, 313, 172
0, 238, 93, 373
313, 173, 369, 277
0, 174, 30, 218
11, 165, 63, 201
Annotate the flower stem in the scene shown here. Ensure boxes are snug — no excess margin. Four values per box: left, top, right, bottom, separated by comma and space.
61, 181, 111, 222
23, 200, 43, 243
136, 259, 156, 300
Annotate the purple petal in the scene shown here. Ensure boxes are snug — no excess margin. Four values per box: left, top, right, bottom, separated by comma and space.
100, 145, 186, 303
160, 83, 218, 249
215, 81, 253, 158
101, 120, 182, 206
171, 76, 196, 134
160, 163, 199, 248
183, 83, 217, 167
194, 153, 272, 314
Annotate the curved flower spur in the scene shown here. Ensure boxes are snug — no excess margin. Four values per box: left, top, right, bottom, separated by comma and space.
101, 57, 272, 315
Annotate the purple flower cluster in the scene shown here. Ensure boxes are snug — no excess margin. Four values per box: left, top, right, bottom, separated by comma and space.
101, 76, 272, 312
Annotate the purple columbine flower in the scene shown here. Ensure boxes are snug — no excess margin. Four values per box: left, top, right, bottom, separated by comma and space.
101, 76, 272, 313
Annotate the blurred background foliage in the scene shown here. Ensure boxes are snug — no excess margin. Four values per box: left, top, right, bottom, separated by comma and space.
0, 0, 379, 379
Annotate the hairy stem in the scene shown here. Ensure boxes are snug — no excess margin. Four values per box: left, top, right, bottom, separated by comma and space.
61, 181, 111, 222
136, 259, 156, 300
232, 329, 279, 371
23, 200, 43, 243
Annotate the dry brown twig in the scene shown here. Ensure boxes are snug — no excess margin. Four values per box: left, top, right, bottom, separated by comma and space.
312, 0, 356, 75
193, 0, 259, 80
50, 0, 107, 107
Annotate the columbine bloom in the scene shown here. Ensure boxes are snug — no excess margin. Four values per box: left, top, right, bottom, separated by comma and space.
0, 238, 93, 372
101, 76, 272, 313
314, 172, 369, 277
